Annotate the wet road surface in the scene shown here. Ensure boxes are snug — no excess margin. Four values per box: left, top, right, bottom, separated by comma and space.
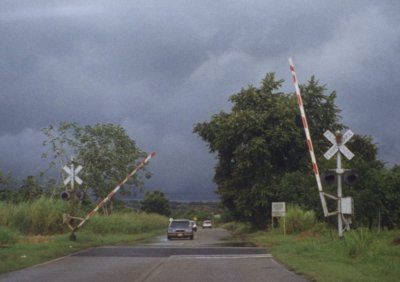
0, 228, 308, 282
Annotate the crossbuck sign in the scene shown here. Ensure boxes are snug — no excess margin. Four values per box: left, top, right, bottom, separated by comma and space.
63, 164, 83, 186
323, 130, 354, 160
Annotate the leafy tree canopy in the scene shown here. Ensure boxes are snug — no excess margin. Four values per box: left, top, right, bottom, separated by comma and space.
193, 73, 400, 228
193, 73, 385, 227
42, 122, 147, 214
140, 190, 171, 216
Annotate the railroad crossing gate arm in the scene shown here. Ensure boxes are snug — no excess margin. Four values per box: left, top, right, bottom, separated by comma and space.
289, 58, 329, 217
63, 152, 156, 231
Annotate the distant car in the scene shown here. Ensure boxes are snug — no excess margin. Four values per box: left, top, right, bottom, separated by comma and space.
167, 219, 194, 240
190, 220, 197, 232
202, 220, 212, 229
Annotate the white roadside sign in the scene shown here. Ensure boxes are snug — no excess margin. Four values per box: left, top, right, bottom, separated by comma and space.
272, 202, 286, 217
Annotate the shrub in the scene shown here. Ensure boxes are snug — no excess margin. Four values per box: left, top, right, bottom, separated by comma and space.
279, 205, 316, 234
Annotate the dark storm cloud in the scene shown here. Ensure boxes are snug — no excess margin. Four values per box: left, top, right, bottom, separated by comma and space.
0, 1, 399, 200
293, 5, 400, 165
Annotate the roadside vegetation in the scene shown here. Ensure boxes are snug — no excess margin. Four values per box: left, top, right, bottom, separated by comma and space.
193, 72, 400, 280
0, 197, 168, 274
194, 73, 400, 230
0, 122, 170, 274
222, 206, 400, 282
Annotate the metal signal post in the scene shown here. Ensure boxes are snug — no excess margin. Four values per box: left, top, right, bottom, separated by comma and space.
323, 130, 355, 238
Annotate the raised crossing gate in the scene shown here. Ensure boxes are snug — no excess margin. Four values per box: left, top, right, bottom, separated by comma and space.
288, 59, 356, 238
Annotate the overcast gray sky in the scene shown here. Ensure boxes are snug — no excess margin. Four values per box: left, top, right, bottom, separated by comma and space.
1, 1, 399, 201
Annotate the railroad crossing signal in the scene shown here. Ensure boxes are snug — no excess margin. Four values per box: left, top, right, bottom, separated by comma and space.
322, 129, 356, 238
63, 164, 83, 185
321, 170, 358, 186
324, 130, 354, 160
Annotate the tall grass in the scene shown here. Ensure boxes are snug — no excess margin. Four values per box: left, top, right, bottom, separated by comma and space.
85, 212, 169, 234
0, 198, 169, 236
0, 197, 68, 235
343, 228, 375, 258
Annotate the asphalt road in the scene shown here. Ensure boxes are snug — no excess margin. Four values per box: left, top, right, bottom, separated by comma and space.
0, 228, 308, 282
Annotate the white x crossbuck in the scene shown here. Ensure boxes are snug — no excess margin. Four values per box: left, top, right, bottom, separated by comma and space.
323, 130, 354, 160
63, 164, 83, 185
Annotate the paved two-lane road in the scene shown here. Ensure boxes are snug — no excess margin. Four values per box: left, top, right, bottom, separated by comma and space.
0, 228, 308, 281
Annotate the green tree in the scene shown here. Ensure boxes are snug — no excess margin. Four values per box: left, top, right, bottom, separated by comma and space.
77, 124, 146, 214
140, 190, 171, 216
20, 175, 43, 201
193, 73, 342, 227
41, 122, 82, 181
379, 165, 400, 229
0, 171, 19, 203
276, 172, 320, 212
42, 122, 147, 214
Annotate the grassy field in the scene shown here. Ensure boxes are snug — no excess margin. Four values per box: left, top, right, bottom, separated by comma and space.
0, 197, 169, 274
234, 226, 400, 282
